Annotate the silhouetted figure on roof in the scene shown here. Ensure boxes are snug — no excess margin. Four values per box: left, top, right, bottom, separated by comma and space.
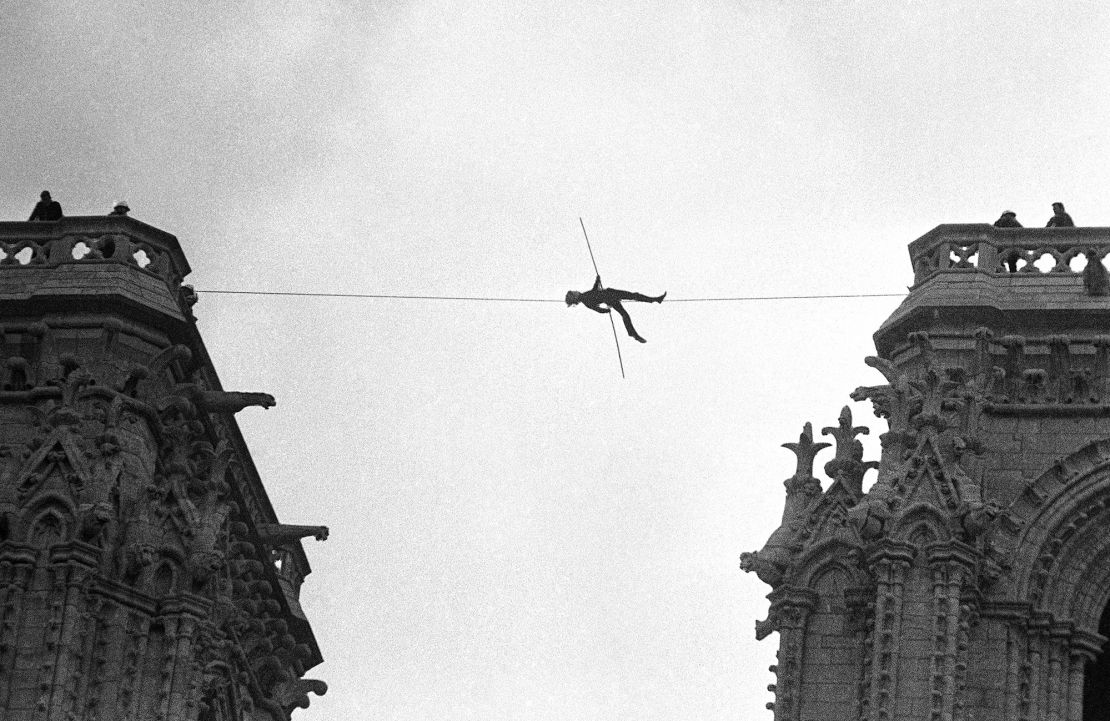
28, 191, 62, 221
109, 200, 130, 216
566, 275, 665, 343
1047, 202, 1075, 228
994, 211, 1024, 272
1084, 249, 1110, 296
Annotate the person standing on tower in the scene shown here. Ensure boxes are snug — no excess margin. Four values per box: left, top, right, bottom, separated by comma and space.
994, 210, 1023, 272
28, 191, 63, 221
1047, 202, 1075, 227
566, 274, 665, 343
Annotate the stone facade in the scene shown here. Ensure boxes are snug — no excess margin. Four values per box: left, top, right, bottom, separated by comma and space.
744, 225, 1110, 720
0, 217, 326, 719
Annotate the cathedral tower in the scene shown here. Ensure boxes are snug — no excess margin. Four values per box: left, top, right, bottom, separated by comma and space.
744, 224, 1110, 720
0, 216, 327, 719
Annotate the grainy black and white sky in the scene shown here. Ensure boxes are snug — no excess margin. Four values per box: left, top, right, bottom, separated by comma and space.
3, 2, 1109, 719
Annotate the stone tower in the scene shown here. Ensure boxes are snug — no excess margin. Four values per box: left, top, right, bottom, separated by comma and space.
0, 216, 327, 719
743, 224, 1110, 720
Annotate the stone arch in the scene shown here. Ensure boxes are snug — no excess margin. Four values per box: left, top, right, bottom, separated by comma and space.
987, 441, 1110, 721
20, 492, 76, 548
1004, 440, 1110, 625
794, 537, 866, 591
141, 548, 185, 596
25, 506, 72, 549
888, 501, 953, 544
791, 538, 868, 721
149, 559, 178, 596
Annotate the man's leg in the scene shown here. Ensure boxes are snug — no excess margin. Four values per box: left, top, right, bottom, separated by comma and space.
610, 302, 646, 343
609, 289, 664, 303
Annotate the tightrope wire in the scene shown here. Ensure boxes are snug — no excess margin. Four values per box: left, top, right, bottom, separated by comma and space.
195, 290, 908, 302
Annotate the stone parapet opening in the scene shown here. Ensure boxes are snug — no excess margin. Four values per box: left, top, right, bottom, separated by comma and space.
0, 216, 191, 290
909, 224, 1110, 286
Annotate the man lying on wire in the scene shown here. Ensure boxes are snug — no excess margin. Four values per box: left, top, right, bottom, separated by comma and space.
566, 275, 666, 343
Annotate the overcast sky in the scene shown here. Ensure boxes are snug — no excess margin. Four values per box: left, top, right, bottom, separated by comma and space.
3, 2, 1110, 719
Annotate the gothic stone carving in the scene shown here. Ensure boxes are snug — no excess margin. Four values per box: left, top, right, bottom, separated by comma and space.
0, 326, 326, 720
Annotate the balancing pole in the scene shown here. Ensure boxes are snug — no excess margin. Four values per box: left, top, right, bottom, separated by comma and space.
579, 217, 625, 379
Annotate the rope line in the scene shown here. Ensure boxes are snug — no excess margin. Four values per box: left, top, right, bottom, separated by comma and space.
666, 293, 907, 302
194, 289, 907, 302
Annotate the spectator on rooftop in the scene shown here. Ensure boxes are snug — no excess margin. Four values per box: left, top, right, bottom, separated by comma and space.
28, 191, 63, 221
994, 211, 1023, 272
1047, 202, 1075, 228
994, 210, 1022, 228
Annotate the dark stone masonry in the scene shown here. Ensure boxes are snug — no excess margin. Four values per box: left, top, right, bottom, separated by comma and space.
0, 217, 326, 719
744, 224, 1110, 720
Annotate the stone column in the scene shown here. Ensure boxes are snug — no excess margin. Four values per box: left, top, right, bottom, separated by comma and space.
0, 545, 36, 713
765, 586, 817, 721
926, 541, 976, 721
159, 595, 211, 721
43, 541, 101, 719
1024, 613, 1054, 721
1066, 629, 1104, 721
865, 541, 915, 721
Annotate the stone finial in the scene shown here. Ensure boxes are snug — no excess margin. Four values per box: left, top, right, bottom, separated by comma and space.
741, 423, 834, 589
822, 406, 878, 498
782, 422, 831, 488
912, 367, 963, 433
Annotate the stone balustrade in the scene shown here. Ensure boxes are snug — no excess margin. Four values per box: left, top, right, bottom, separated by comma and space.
0, 216, 191, 289
909, 224, 1110, 286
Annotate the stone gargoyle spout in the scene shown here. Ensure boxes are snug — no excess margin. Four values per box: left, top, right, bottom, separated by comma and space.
258, 523, 330, 545
176, 384, 276, 414
740, 546, 789, 587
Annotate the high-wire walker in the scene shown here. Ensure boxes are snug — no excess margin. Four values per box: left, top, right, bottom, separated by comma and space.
577, 218, 626, 379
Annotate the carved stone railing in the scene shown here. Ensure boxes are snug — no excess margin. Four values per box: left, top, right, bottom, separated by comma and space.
0, 216, 191, 290
909, 225, 1110, 287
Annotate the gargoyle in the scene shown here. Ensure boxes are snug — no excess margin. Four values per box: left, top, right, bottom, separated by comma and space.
4, 356, 31, 391
187, 549, 224, 585
123, 542, 157, 581
740, 549, 787, 588
77, 501, 114, 545
274, 678, 328, 713
258, 523, 329, 545
176, 384, 275, 414
959, 499, 1002, 539
847, 494, 891, 540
